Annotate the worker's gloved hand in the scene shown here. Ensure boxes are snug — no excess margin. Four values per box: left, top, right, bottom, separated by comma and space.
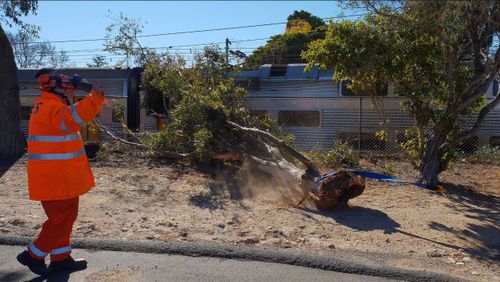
92, 81, 105, 97
70, 74, 93, 92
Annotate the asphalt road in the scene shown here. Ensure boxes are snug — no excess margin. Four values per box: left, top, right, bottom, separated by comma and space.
0, 245, 393, 282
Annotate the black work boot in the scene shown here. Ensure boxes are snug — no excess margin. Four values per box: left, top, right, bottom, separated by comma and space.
48, 256, 87, 272
16, 250, 49, 276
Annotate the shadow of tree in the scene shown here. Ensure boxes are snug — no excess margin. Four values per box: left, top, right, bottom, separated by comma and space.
429, 222, 500, 260
188, 183, 229, 210
430, 182, 500, 261
301, 206, 468, 251
0, 159, 19, 179
300, 206, 401, 234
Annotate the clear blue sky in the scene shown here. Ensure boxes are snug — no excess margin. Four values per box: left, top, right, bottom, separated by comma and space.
8, 1, 366, 66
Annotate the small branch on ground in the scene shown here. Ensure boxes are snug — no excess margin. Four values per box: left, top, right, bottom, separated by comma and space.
95, 118, 148, 149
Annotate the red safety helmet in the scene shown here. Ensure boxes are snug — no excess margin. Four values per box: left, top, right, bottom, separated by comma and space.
36, 74, 76, 91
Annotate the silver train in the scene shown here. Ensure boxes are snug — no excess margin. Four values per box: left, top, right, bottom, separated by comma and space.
18, 64, 500, 152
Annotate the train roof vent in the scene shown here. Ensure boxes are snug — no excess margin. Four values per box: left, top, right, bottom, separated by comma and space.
269, 64, 287, 77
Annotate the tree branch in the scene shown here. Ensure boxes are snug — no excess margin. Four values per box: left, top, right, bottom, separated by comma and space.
226, 121, 321, 177
456, 37, 500, 113
456, 93, 500, 143
95, 118, 148, 149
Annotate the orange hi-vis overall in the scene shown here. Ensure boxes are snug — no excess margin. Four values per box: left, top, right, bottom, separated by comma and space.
26, 90, 104, 261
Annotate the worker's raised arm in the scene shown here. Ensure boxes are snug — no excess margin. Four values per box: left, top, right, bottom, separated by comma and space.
51, 88, 105, 134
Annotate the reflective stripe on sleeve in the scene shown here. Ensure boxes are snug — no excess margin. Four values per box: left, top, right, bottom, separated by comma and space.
28, 243, 48, 257
51, 246, 71, 255
60, 119, 71, 133
70, 104, 85, 126
27, 149, 86, 160
28, 134, 81, 142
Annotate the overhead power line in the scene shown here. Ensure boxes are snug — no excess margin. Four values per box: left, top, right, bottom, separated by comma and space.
11, 13, 367, 45
38, 37, 271, 54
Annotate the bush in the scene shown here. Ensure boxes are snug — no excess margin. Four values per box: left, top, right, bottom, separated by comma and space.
142, 128, 189, 158
379, 160, 396, 177
469, 145, 500, 165
325, 140, 360, 167
305, 141, 361, 168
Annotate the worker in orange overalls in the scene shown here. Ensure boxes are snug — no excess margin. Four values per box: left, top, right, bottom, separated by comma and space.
16, 69, 105, 276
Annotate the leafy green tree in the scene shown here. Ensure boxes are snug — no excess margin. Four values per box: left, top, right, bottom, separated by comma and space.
303, 0, 500, 187
142, 47, 294, 161
286, 10, 326, 31
0, 0, 38, 160
243, 10, 326, 69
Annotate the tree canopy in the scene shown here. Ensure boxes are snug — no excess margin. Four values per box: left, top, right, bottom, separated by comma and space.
243, 10, 326, 69
303, 0, 500, 186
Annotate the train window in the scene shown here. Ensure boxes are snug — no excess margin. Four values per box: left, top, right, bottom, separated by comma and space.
336, 132, 386, 151
341, 80, 388, 96
270, 65, 287, 77
493, 79, 499, 96
277, 111, 320, 127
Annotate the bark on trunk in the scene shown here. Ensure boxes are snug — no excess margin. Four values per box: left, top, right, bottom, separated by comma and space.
417, 134, 444, 188
0, 24, 26, 160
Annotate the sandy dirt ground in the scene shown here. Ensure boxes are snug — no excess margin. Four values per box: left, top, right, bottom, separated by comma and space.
0, 150, 498, 281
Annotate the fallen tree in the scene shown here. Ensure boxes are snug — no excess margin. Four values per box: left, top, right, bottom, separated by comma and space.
220, 121, 366, 209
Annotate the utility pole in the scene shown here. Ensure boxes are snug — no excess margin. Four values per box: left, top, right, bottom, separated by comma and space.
225, 38, 231, 66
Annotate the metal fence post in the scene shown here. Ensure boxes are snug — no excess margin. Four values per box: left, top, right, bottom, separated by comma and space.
358, 96, 362, 153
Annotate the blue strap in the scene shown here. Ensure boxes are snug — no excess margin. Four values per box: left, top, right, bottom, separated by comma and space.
28, 243, 48, 257
51, 246, 71, 255
27, 149, 86, 160
70, 104, 85, 126
351, 171, 403, 182
312, 170, 338, 193
28, 134, 81, 142
311, 170, 403, 193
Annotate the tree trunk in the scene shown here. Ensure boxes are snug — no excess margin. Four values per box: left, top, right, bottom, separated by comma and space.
417, 134, 444, 188
0, 24, 26, 160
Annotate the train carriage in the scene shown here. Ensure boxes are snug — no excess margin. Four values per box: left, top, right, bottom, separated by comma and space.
17, 64, 500, 153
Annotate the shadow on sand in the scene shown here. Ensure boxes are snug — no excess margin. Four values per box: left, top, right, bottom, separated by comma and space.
301, 205, 470, 254
429, 182, 500, 261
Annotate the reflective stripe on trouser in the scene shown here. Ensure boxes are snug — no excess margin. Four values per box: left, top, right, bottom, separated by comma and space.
27, 243, 48, 259
30, 197, 79, 261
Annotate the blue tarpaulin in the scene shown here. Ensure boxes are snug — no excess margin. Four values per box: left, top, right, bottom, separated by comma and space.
351, 171, 403, 182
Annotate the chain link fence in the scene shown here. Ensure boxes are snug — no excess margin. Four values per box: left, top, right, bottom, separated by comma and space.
245, 96, 500, 156
19, 94, 500, 159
